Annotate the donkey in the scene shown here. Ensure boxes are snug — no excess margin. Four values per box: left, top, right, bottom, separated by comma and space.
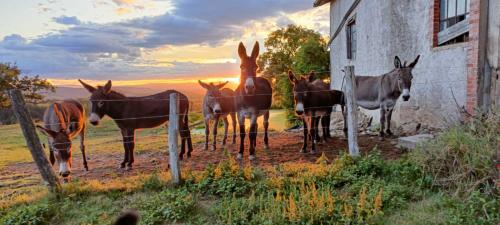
355, 55, 420, 138
306, 72, 347, 141
36, 100, 87, 179
289, 71, 341, 153
235, 42, 272, 160
198, 80, 237, 151
78, 80, 193, 169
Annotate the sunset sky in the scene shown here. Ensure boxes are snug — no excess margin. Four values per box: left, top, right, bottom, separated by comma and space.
0, 0, 329, 86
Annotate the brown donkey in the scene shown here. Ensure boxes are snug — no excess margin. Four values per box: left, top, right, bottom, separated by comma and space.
37, 100, 87, 179
289, 71, 343, 153
78, 80, 193, 169
235, 42, 272, 160
198, 80, 237, 151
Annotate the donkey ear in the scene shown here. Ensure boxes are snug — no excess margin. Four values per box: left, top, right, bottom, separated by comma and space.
238, 42, 247, 59
394, 56, 402, 68
250, 41, 259, 59
408, 55, 420, 68
288, 70, 297, 83
103, 80, 112, 94
216, 81, 229, 89
308, 71, 316, 82
198, 80, 210, 89
78, 79, 96, 93
52, 103, 67, 131
36, 125, 56, 138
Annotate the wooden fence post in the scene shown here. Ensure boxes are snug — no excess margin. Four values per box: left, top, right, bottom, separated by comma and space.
168, 93, 181, 184
8, 89, 61, 193
344, 66, 360, 156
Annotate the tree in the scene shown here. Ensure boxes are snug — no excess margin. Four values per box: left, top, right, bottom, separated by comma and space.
258, 25, 329, 124
0, 63, 54, 109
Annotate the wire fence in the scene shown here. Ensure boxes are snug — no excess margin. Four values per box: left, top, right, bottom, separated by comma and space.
34, 65, 477, 151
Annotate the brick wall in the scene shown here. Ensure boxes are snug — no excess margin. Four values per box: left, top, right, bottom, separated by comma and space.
466, 0, 482, 114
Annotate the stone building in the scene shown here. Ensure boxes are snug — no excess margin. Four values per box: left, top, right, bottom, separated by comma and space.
314, 0, 499, 129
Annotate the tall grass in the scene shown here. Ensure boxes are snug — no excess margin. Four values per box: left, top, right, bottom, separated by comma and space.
410, 113, 498, 197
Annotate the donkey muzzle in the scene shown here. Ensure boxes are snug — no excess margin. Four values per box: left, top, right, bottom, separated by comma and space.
60, 171, 71, 177
402, 89, 410, 101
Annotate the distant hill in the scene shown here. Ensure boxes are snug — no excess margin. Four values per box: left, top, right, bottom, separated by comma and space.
42, 82, 238, 112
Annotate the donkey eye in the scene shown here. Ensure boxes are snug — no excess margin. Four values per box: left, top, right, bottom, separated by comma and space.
98, 101, 104, 107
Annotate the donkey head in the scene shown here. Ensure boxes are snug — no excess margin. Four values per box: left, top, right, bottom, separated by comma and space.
394, 55, 420, 101
238, 42, 259, 95
288, 71, 310, 116
78, 79, 113, 126
198, 80, 229, 114
37, 116, 72, 178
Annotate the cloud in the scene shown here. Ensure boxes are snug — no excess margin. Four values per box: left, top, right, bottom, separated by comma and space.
0, 0, 319, 80
112, 0, 136, 6
53, 15, 81, 25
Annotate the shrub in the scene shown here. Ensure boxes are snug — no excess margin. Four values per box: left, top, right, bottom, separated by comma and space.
136, 188, 197, 225
0, 201, 54, 225
410, 113, 498, 197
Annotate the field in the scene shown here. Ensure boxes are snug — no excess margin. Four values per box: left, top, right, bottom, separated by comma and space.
0, 111, 498, 224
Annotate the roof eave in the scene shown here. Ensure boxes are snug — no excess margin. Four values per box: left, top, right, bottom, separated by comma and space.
313, 0, 332, 7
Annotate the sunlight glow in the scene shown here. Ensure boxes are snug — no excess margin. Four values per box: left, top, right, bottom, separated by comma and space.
49, 76, 240, 87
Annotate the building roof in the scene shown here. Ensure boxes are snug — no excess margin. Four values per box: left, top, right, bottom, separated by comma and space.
313, 0, 332, 7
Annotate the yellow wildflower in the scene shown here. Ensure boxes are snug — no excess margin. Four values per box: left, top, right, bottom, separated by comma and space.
214, 164, 223, 179
243, 165, 253, 180
373, 188, 383, 213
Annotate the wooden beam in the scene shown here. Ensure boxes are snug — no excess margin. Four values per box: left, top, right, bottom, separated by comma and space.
327, 0, 362, 47
343, 66, 360, 156
168, 93, 181, 185
8, 89, 61, 193
438, 18, 470, 45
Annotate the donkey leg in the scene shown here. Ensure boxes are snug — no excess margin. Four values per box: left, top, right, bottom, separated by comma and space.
263, 111, 270, 150
120, 129, 130, 169
249, 118, 257, 160
379, 108, 386, 139
79, 127, 89, 171
212, 116, 219, 151
204, 118, 210, 150
237, 113, 246, 160
301, 118, 308, 153
311, 116, 319, 154
126, 130, 136, 170
222, 116, 229, 147
385, 109, 394, 136
231, 113, 237, 144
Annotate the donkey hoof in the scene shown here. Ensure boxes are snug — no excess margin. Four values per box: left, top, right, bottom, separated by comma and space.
249, 155, 256, 161
310, 150, 317, 154
264, 145, 270, 150
120, 163, 126, 169
300, 149, 307, 154
125, 165, 133, 171
237, 153, 243, 160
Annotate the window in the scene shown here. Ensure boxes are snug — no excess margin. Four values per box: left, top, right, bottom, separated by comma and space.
438, 0, 470, 46
346, 19, 356, 60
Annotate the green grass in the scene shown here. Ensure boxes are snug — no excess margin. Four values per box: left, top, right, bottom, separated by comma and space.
0, 110, 288, 169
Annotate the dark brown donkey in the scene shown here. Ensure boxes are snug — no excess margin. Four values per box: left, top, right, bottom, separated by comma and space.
78, 80, 193, 169
355, 55, 420, 138
289, 71, 344, 153
235, 42, 272, 160
306, 71, 347, 141
36, 100, 87, 179
198, 80, 237, 151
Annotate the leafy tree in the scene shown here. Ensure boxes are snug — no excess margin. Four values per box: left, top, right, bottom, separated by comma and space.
257, 24, 329, 124
0, 63, 54, 109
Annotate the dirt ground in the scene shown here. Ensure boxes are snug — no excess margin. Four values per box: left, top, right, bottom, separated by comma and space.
0, 132, 404, 191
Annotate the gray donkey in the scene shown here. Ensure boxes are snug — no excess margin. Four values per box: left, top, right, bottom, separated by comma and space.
198, 80, 237, 151
355, 55, 420, 138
